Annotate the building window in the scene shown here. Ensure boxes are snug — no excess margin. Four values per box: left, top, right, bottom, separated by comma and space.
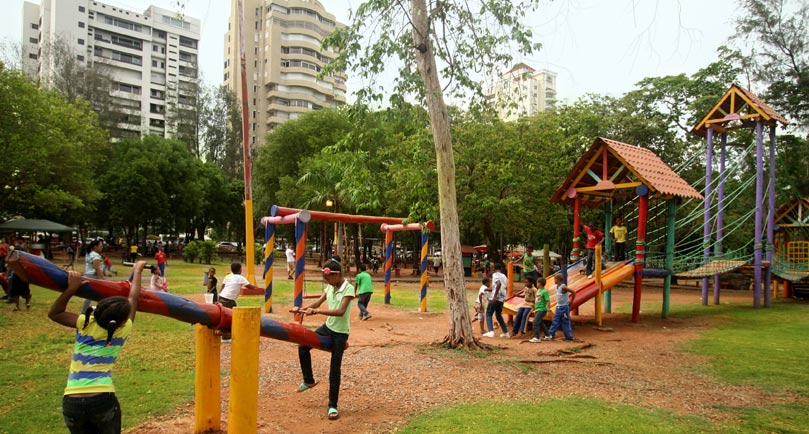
31, 23, 38, 30
79, 6, 85, 12
78, 39, 85, 45
29, 37, 37, 44
79, 21, 85, 28
77, 55, 84, 61
28, 53, 38, 59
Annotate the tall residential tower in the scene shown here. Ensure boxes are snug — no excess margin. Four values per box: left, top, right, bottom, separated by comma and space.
224, 0, 347, 147
486, 63, 557, 121
22, 0, 201, 140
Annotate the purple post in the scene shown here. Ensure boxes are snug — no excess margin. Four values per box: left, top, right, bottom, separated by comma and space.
754, 121, 764, 308
714, 132, 727, 305
766, 125, 776, 307
702, 126, 713, 305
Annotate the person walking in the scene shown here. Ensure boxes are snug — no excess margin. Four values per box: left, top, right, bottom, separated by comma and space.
530, 277, 551, 343
473, 277, 490, 334
154, 247, 167, 277
84, 240, 105, 280
482, 263, 509, 338
291, 258, 354, 421
48, 262, 145, 434
355, 264, 373, 320
285, 245, 296, 280
546, 273, 576, 341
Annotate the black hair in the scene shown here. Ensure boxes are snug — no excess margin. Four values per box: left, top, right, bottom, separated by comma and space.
330, 255, 342, 264
482, 277, 491, 284
527, 276, 538, 286
82, 296, 131, 346
324, 258, 342, 273
230, 262, 242, 274
538, 277, 547, 287
494, 262, 504, 271
359, 264, 367, 272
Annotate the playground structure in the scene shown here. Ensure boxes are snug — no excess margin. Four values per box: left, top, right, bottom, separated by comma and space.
261, 205, 435, 313
550, 137, 703, 322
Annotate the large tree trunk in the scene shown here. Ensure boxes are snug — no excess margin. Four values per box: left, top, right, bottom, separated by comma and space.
410, 0, 486, 350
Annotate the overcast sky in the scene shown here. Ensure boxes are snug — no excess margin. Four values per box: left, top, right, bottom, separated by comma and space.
1, 0, 741, 103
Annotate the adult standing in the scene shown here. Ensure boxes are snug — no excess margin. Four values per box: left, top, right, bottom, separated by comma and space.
432, 254, 441, 274
291, 258, 354, 421
129, 243, 138, 263
84, 240, 105, 280
610, 217, 628, 261
285, 245, 296, 280
154, 247, 166, 277
583, 222, 604, 278
482, 263, 509, 338
355, 264, 373, 320
546, 273, 576, 341
0, 237, 8, 273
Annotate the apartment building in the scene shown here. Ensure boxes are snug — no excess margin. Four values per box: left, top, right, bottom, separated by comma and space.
224, 0, 347, 148
21, 0, 201, 140
486, 63, 557, 121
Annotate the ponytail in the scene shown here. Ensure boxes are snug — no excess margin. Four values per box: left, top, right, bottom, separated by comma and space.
82, 306, 95, 330
105, 320, 118, 347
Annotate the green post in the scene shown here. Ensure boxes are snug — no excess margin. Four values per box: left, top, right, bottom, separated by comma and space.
663, 199, 677, 318
604, 201, 613, 313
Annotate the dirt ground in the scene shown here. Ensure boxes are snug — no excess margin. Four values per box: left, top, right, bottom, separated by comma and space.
127, 278, 798, 434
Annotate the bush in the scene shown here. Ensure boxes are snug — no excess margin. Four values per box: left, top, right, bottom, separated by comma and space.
182, 241, 199, 263
198, 240, 217, 264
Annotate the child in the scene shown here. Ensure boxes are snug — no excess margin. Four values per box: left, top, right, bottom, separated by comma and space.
102, 255, 117, 277
355, 264, 373, 320
206, 267, 218, 303
473, 277, 491, 334
149, 266, 166, 292
512, 277, 537, 337
291, 258, 354, 421
546, 272, 577, 341
219, 262, 260, 342
530, 277, 550, 343
48, 262, 144, 433
8, 270, 31, 311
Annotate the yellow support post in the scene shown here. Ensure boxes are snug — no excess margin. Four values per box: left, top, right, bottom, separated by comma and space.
194, 324, 220, 433
227, 307, 261, 434
594, 245, 603, 327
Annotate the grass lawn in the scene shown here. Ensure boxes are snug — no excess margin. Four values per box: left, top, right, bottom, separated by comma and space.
2, 258, 808, 433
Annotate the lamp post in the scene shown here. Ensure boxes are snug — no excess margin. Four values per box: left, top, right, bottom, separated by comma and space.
326, 199, 338, 258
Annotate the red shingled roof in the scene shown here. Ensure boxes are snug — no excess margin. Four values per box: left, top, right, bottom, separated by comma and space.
551, 137, 703, 208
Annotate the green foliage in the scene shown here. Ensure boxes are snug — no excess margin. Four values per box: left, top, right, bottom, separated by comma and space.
0, 68, 108, 222
198, 240, 217, 264
182, 240, 200, 262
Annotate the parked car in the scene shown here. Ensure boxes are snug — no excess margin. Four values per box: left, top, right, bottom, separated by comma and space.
216, 241, 239, 252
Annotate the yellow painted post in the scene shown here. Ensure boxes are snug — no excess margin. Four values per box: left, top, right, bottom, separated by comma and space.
228, 307, 261, 434
595, 245, 603, 327
194, 324, 220, 433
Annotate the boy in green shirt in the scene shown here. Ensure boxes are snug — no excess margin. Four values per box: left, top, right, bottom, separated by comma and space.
530, 277, 551, 343
355, 264, 374, 320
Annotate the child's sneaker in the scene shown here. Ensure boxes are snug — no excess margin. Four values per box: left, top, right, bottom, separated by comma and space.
529, 337, 542, 343
499, 332, 510, 338
482, 331, 495, 338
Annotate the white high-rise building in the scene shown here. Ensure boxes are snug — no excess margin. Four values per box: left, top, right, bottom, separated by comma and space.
224, 0, 347, 148
21, 0, 201, 140
486, 63, 557, 121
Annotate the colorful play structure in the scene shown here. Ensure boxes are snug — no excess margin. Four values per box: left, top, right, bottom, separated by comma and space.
261, 205, 435, 313
523, 84, 797, 325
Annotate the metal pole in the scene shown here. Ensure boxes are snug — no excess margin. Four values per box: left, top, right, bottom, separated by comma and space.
237, 0, 256, 284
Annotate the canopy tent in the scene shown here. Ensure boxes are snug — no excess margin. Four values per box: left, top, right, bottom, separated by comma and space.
509, 247, 562, 259
0, 219, 76, 233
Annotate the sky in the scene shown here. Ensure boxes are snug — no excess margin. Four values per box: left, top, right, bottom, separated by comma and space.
0, 0, 741, 103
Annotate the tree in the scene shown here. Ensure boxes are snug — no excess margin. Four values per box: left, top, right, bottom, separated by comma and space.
200, 85, 243, 179
325, 0, 541, 349
0, 67, 107, 223
733, 0, 809, 130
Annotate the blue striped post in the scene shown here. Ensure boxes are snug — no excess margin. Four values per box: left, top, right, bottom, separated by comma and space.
263, 222, 275, 313
419, 232, 429, 312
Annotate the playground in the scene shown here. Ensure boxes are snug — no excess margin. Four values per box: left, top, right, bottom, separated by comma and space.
121, 276, 801, 434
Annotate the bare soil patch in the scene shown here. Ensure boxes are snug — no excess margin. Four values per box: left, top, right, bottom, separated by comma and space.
127, 279, 795, 434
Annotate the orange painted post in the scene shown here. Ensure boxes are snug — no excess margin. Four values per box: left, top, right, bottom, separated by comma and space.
384, 231, 394, 304
227, 307, 260, 434
194, 324, 220, 433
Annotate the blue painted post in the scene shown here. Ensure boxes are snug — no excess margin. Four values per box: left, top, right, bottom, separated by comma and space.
754, 121, 764, 308
702, 126, 714, 305
384, 231, 394, 304
293, 218, 307, 310
419, 232, 429, 312
766, 125, 776, 307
